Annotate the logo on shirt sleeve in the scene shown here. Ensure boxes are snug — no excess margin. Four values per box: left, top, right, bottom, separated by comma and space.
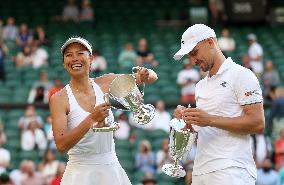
245, 90, 261, 97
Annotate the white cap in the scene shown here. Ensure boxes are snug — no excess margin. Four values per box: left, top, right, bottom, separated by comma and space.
61, 37, 92, 55
173, 24, 216, 60
247, 33, 257, 41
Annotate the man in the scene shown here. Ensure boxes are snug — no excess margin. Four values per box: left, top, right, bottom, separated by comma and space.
247, 33, 263, 78
173, 24, 264, 185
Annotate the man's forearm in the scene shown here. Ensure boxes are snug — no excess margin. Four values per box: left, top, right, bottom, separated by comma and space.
209, 114, 264, 135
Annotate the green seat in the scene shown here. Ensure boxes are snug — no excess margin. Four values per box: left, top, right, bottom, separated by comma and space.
5, 138, 21, 150
150, 129, 168, 140
6, 110, 24, 120
115, 139, 131, 150
12, 88, 29, 103
132, 171, 145, 184
0, 92, 12, 103
119, 158, 135, 172
116, 148, 133, 160
20, 150, 41, 161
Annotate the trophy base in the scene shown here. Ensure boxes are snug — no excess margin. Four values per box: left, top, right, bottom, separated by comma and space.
92, 122, 120, 132
133, 104, 155, 125
162, 164, 186, 178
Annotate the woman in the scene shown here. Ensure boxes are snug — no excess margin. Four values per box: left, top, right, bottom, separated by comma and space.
135, 140, 156, 175
38, 149, 59, 184
49, 37, 158, 185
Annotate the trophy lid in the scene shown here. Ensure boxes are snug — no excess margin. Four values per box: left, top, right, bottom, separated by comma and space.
109, 74, 136, 98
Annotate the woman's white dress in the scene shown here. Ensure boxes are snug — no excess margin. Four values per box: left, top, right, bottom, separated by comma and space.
60, 79, 132, 185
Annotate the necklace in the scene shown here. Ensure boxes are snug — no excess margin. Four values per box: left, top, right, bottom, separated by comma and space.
71, 79, 91, 92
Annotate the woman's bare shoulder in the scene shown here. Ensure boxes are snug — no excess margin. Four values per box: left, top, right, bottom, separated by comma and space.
50, 87, 68, 107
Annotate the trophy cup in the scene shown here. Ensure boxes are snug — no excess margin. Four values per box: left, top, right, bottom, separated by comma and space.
162, 105, 197, 178
108, 73, 155, 125
92, 94, 120, 132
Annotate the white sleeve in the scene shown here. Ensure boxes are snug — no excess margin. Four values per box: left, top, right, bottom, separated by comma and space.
235, 68, 263, 105
177, 72, 186, 85
256, 44, 263, 56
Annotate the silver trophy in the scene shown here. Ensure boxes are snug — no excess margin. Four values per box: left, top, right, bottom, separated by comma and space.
108, 74, 155, 125
162, 105, 197, 178
92, 94, 120, 132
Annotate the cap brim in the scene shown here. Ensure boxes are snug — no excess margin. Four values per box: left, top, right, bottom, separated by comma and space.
173, 43, 196, 60
61, 38, 92, 55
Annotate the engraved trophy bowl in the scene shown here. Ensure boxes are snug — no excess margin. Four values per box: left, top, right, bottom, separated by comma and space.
162, 118, 197, 178
108, 74, 155, 125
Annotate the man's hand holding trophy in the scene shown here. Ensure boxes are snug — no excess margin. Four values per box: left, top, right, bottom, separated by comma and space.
92, 66, 157, 132
162, 104, 198, 178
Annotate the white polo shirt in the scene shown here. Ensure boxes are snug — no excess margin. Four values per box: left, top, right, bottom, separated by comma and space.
193, 57, 263, 178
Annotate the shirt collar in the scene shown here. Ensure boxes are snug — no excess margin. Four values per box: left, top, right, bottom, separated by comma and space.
216, 57, 233, 75
205, 57, 234, 80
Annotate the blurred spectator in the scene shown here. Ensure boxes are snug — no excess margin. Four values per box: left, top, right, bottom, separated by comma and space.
208, 0, 227, 27
30, 86, 47, 104
0, 173, 13, 185
256, 158, 281, 185
90, 49, 107, 75
2, 17, 18, 42
140, 172, 157, 185
242, 54, 253, 71
30, 42, 48, 69
251, 134, 272, 168
0, 41, 8, 81
274, 128, 284, 171
62, 0, 79, 22
118, 42, 137, 70
50, 162, 66, 185
263, 60, 280, 88
262, 60, 280, 102
135, 140, 156, 175
21, 120, 47, 151
114, 111, 130, 140
269, 87, 284, 136
48, 78, 64, 101
217, 28, 235, 53
28, 71, 53, 104
136, 38, 158, 68
22, 160, 45, 185
16, 23, 33, 48
0, 20, 3, 42
0, 123, 6, 146
15, 45, 33, 69
80, 0, 94, 22
278, 166, 284, 185
38, 149, 59, 184
0, 124, 10, 174
10, 160, 29, 185
156, 139, 173, 173
33, 25, 50, 47
177, 58, 200, 104
147, 100, 171, 132
247, 33, 263, 78
44, 115, 56, 150
18, 105, 43, 131
181, 141, 197, 185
